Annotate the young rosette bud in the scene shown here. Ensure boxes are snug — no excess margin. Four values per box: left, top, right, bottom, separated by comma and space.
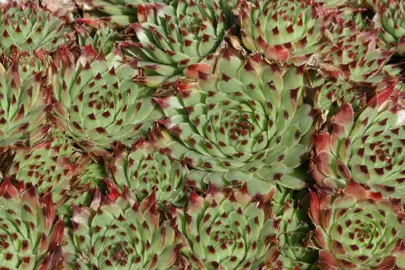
309, 181, 405, 269
83, 0, 172, 26
57, 161, 108, 222
0, 177, 64, 269
7, 129, 79, 202
310, 89, 405, 198
375, 0, 405, 55
50, 45, 163, 155
0, 2, 70, 54
321, 23, 395, 84
155, 48, 317, 195
309, 78, 364, 117
124, 0, 235, 86
109, 127, 187, 205
176, 184, 279, 269
267, 187, 318, 269
76, 18, 118, 55
62, 189, 183, 269
0, 50, 51, 147
238, 0, 330, 63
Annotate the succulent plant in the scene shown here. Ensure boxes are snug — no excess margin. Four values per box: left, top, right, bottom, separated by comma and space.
124, 0, 235, 87
56, 161, 108, 221
50, 45, 163, 155
0, 49, 51, 147
7, 129, 80, 202
308, 77, 364, 116
62, 188, 183, 269
0, 2, 70, 54
238, 0, 331, 63
155, 48, 317, 195
309, 180, 405, 269
109, 126, 187, 205
374, 0, 405, 55
176, 184, 279, 269
310, 88, 405, 198
82, 0, 172, 26
321, 23, 394, 83
76, 18, 118, 55
267, 187, 318, 270
0, 177, 64, 269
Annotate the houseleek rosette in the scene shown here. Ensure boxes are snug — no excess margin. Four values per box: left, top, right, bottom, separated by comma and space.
7, 129, 79, 202
0, 177, 64, 269
309, 180, 405, 269
76, 18, 118, 55
309, 78, 364, 116
155, 48, 317, 195
321, 23, 395, 83
50, 45, 162, 155
0, 50, 51, 147
238, 0, 330, 63
125, 0, 235, 86
82, 0, 172, 26
176, 184, 279, 269
62, 188, 183, 269
109, 127, 187, 205
310, 88, 405, 198
0, 2, 70, 54
268, 187, 318, 269
375, 0, 405, 55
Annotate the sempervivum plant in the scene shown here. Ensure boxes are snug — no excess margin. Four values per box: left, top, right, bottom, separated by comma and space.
7, 129, 80, 202
267, 187, 318, 269
320, 22, 395, 84
238, 0, 331, 63
0, 49, 51, 147
0, 177, 64, 269
308, 78, 365, 116
155, 48, 317, 195
0, 2, 70, 54
82, 0, 172, 26
109, 127, 187, 205
76, 18, 118, 55
176, 184, 279, 269
62, 188, 184, 269
374, 0, 405, 55
56, 161, 108, 222
50, 45, 162, 155
310, 88, 405, 198
309, 180, 405, 269
124, 0, 235, 86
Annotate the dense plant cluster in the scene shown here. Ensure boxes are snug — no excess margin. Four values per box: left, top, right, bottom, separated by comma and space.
1, 0, 405, 269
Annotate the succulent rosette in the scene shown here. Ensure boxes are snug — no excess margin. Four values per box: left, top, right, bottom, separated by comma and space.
124, 0, 235, 86
62, 188, 183, 269
0, 177, 64, 269
309, 180, 405, 269
7, 129, 80, 202
109, 127, 187, 205
308, 78, 364, 116
57, 161, 108, 221
0, 50, 51, 147
375, 0, 405, 55
76, 18, 118, 55
0, 2, 70, 54
238, 0, 331, 63
310, 88, 405, 198
321, 22, 395, 84
176, 184, 279, 269
83, 0, 172, 26
267, 187, 318, 270
155, 48, 317, 195
50, 45, 162, 155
